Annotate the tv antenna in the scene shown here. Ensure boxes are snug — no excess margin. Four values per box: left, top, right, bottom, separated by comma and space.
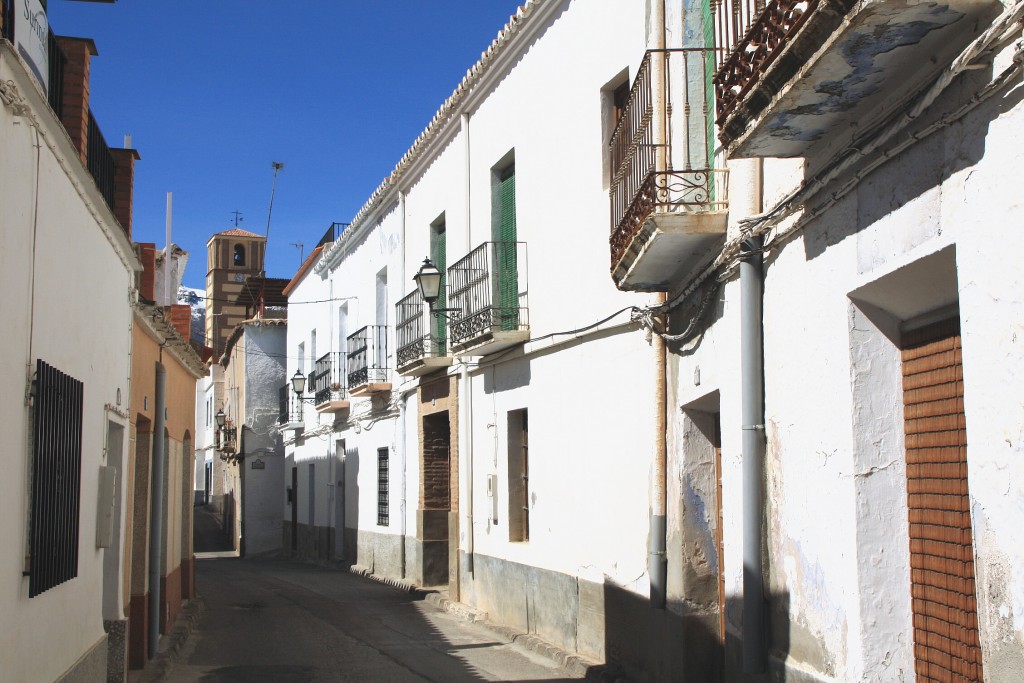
290, 241, 305, 264
265, 161, 284, 241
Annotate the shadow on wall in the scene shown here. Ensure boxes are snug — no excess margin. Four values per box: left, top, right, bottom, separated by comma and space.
342, 445, 359, 566
796, 65, 1023, 263
601, 582, 792, 682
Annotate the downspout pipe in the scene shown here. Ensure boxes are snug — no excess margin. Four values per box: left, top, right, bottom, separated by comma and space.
740, 234, 766, 673
462, 363, 474, 575
398, 190, 408, 579
648, 0, 668, 613
148, 361, 167, 659
650, 293, 668, 609
398, 396, 407, 579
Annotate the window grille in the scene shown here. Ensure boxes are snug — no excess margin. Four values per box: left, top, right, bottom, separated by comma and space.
29, 359, 84, 598
377, 447, 390, 526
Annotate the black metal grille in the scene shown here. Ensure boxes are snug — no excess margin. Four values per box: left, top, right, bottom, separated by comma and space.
277, 384, 303, 424
316, 221, 350, 248
396, 289, 448, 368
377, 447, 389, 526
346, 325, 389, 388
29, 359, 84, 598
311, 352, 346, 406
447, 241, 528, 347
47, 28, 66, 118
87, 109, 116, 210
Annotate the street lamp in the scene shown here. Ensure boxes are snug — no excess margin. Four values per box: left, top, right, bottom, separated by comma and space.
290, 369, 317, 404
215, 409, 226, 428
413, 258, 458, 317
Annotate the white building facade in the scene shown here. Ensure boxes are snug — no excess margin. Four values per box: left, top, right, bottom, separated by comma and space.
0, 31, 140, 683
280, 0, 1024, 680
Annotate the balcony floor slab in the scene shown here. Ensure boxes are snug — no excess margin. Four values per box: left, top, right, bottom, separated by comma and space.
315, 400, 350, 414
613, 209, 728, 292
722, 0, 1001, 159
452, 330, 530, 358
397, 356, 454, 377
349, 383, 393, 397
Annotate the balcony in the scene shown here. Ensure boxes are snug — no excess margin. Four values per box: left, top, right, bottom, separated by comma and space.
311, 352, 349, 414
395, 289, 453, 377
610, 49, 729, 292
278, 384, 304, 430
713, 0, 1000, 157
448, 242, 529, 356
346, 326, 391, 396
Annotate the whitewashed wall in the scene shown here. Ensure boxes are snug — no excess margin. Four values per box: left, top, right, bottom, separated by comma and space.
242, 325, 286, 555
671, 36, 1024, 682
0, 44, 138, 682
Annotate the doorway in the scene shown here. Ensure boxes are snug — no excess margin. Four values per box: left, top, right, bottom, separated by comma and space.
901, 316, 983, 680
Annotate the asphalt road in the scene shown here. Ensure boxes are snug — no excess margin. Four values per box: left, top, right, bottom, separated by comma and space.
163, 555, 583, 682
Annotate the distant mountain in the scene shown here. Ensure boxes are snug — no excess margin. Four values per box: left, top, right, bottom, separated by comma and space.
177, 287, 206, 346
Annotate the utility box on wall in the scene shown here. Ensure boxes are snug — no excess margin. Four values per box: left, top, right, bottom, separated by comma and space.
487, 474, 498, 524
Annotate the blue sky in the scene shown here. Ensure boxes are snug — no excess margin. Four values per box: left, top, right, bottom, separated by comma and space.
48, 1, 524, 289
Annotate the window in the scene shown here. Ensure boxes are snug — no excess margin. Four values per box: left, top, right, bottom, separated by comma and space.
233, 244, 246, 266
310, 330, 317, 375
29, 359, 84, 597
601, 69, 631, 189
507, 409, 529, 542
377, 447, 390, 526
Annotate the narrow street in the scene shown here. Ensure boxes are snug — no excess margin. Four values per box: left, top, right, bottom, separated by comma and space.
165, 516, 583, 683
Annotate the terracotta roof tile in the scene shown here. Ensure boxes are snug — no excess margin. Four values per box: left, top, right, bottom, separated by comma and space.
217, 228, 263, 238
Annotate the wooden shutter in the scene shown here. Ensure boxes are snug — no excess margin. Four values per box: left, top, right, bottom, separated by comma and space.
433, 228, 447, 350
495, 167, 518, 331
902, 317, 984, 682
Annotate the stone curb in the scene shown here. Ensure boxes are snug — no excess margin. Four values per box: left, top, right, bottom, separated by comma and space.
131, 595, 206, 683
347, 567, 631, 682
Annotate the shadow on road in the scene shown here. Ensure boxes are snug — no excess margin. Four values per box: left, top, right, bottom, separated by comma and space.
193, 505, 233, 554
172, 556, 582, 682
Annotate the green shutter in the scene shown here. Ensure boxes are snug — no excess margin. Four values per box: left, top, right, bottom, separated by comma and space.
495, 168, 518, 331
432, 229, 447, 352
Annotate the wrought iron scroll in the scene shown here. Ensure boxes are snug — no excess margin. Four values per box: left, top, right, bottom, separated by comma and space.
447, 242, 528, 348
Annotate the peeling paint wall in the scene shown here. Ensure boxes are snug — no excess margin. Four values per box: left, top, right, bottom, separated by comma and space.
676, 33, 1024, 682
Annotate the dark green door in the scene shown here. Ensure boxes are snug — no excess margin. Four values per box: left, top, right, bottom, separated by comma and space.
432, 226, 447, 354
494, 166, 518, 331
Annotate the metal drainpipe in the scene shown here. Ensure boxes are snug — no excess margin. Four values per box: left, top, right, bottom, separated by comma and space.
148, 361, 167, 659
398, 396, 407, 579
462, 364, 474, 576
398, 190, 408, 579
651, 292, 668, 609
648, 0, 669, 612
740, 162, 766, 673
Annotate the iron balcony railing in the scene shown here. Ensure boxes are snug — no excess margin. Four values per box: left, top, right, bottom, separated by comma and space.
609, 49, 729, 270
396, 289, 447, 368
87, 109, 116, 210
712, 0, 821, 123
347, 325, 389, 388
447, 241, 529, 347
311, 352, 346, 406
278, 384, 303, 424
316, 221, 351, 249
